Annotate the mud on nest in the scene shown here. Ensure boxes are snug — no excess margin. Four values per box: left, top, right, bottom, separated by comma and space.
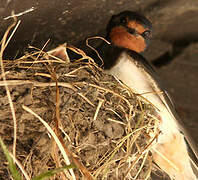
0, 43, 161, 180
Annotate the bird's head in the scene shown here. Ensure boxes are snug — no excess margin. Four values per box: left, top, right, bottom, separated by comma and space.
106, 11, 152, 53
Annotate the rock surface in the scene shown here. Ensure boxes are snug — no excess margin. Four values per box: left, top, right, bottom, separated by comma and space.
0, 1, 198, 179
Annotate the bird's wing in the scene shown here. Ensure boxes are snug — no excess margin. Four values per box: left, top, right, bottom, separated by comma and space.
127, 50, 198, 160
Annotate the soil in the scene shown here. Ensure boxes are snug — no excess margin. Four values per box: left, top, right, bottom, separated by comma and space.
0, 48, 161, 179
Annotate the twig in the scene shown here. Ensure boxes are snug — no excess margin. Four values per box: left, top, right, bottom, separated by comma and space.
22, 105, 76, 180
86, 36, 110, 67
0, 15, 20, 158
9, 153, 31, 180
78, 92, 95, 107
0, 80, 77, 90
93, 98, 104, 120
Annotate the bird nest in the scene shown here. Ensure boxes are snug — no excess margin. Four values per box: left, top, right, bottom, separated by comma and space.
0, 23, 162, 180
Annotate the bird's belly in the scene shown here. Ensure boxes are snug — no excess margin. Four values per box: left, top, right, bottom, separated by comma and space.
105, 53, 179, 136
105, 53, 166, 111
104, 54, 198, 178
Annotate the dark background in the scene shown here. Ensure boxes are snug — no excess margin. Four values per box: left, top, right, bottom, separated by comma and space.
0, 0, 198, 177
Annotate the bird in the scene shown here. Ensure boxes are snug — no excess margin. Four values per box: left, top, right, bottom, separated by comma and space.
47, 11, 198, 179
89, 11, 198, 180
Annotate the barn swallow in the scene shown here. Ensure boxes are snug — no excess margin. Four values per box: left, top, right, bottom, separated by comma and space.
91, 11, 198, 179
46, 11, 197, 179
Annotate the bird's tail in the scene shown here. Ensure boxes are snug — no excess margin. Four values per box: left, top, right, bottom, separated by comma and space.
152, 132, 197, 180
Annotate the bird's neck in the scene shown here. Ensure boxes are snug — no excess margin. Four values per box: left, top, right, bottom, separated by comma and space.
92, 39, 145, 70
93, 40, 124, 69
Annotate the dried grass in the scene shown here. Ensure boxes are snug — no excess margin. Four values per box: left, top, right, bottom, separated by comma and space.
0, 20, 163, 180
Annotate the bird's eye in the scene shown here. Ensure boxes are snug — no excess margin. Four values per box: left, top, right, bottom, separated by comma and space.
142, 30, 151, 39
120, 17, 127, 24
127, 28, 135, 34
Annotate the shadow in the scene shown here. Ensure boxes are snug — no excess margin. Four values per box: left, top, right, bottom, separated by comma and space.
152, 41, 191, 67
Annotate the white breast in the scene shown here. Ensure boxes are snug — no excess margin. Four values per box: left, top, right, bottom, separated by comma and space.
105, 52, 179, 142
104, 52, 198, 180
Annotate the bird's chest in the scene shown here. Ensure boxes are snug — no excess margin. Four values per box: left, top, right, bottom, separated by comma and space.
105, 52, 153, 95
105, 52, 179, 135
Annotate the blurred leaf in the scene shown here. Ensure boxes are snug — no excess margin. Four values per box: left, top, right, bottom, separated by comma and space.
0, 137, 22, 180
31, 164, 76, 180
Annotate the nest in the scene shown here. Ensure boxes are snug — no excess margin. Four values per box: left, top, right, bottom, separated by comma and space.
0, 21, 163, 180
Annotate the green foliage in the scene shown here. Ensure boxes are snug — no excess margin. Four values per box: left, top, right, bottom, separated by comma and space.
0, 137, 75, 180
0, 137, 22, 180
32, 165, 76, 180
